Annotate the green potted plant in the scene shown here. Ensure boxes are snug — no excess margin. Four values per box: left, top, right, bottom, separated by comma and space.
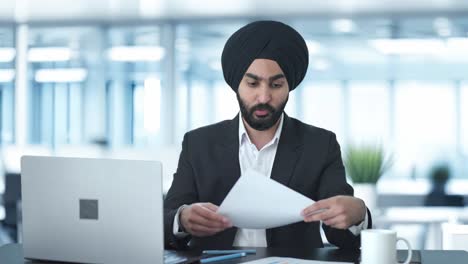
344, 145, 393, 213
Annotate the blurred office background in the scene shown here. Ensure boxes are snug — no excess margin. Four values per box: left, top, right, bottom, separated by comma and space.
1, 0, 468, 250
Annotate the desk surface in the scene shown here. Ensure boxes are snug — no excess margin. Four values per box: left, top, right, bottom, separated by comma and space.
1, 244, 468, 264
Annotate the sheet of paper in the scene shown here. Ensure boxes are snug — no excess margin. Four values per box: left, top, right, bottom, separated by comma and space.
218, 169, 317, 229
240, 257, 353, 264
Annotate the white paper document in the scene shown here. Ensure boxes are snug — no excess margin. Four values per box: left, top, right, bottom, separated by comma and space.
218, 169, 317, 229
241, 257, 353, 264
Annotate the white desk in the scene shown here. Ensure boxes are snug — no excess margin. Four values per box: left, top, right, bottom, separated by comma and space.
374, 206, 468, 249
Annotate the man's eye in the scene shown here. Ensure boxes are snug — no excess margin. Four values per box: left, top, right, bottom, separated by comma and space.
272, 83, 283, 88
247, 82, 257, 87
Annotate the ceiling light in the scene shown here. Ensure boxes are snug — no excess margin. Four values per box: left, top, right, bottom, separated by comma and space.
35, 68, 87, 83
0, 48, 16, 62
311, 59, 330, 71
108, 46, 165, 62
0, 69, 15, 83
306, 40, 323, 55
331, 19, 356, 33
28, 47, 72, 62
143, 77, 161, 133
369, 39, 446, 55
209, 60, 222, 71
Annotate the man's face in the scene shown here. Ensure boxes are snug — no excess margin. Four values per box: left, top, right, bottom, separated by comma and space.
237, 59, 289, 131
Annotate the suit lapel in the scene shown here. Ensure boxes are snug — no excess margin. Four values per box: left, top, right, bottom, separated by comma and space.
215, 115, 241, 204
213, 115, 241, 246
270, 114, 303, 187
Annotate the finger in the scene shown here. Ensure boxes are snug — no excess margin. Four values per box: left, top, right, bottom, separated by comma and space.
192, 204, 223, 221
202, 203, 219, 212
320, 211, 339, 223
190, 213, 228, 229
302, 199, 332, 216
192, 205, 231, 225
323, 215, 346, 229
304, 208, 337, 222
318, 205, 343, 220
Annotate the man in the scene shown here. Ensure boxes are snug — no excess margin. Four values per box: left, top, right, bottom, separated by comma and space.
164, 20, 371, 250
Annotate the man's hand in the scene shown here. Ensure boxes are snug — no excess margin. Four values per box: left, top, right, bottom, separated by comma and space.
180, 203, 232, 237
301, 196, 366, 229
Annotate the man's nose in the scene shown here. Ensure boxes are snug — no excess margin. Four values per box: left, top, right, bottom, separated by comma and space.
256, 84, 272, 104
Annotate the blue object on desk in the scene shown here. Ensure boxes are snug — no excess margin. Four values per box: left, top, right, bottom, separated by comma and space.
202, 249, 257, 255
200, 252, 247, 263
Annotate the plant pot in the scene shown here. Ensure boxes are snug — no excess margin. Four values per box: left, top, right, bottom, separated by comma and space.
353, 183, 378, 214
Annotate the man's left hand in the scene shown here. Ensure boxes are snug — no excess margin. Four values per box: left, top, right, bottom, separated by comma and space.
301, 195, 366, 229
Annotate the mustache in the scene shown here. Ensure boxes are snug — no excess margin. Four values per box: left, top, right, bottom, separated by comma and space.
250, 103, 276, 113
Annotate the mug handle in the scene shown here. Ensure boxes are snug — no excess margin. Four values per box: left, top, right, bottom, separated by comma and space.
396, 237, 413, 264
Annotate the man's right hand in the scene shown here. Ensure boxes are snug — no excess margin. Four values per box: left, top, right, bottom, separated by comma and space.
180, 203, 232, 237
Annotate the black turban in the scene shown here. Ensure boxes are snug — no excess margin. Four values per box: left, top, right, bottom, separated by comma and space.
221, 20, 309, 92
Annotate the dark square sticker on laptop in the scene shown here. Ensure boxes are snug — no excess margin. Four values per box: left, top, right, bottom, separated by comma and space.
79, 199, 99, 220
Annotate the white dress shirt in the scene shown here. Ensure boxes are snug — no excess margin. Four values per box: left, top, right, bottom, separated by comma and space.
173, 113, 368, 246
232, 113, 285, 247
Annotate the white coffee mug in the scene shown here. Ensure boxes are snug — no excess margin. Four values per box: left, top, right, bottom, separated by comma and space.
361, 229, 412, 264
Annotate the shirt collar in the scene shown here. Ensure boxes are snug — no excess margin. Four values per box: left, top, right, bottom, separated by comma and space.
238, 112, 284, 146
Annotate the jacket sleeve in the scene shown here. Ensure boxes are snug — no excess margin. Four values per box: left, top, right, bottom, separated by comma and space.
316, 133, 372, 249
164, 133, 198, 249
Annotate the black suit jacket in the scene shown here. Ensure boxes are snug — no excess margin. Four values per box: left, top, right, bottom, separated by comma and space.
164, 114, 371, 250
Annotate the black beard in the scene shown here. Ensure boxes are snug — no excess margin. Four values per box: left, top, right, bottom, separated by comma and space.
236, 93, 288, 131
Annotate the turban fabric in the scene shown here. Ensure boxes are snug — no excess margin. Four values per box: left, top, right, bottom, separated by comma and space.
221, 20, 309, 92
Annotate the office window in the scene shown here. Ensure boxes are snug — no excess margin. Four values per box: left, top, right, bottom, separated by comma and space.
285, 89, 299, 119
190, 81, 211, 129
462, 83, 468, 156
68, 84, 83, 143
0, 83, 14, 144
0, 27, 15, 144
175, 22, 247, 133
349, 82, 390, 145
214, 81, 238, 122
28, 26, 97, 146
54, 84, 71, 145
30, 83, 84, 146
301, 82, 345, 143
26, 25, 165, 147
107, 26, 164, 146
394, 81, 456, 176
132, 78, 161, 146
175, 81, 188, 144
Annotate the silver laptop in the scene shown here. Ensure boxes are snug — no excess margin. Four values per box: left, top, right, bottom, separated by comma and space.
20, 156, 179, 264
